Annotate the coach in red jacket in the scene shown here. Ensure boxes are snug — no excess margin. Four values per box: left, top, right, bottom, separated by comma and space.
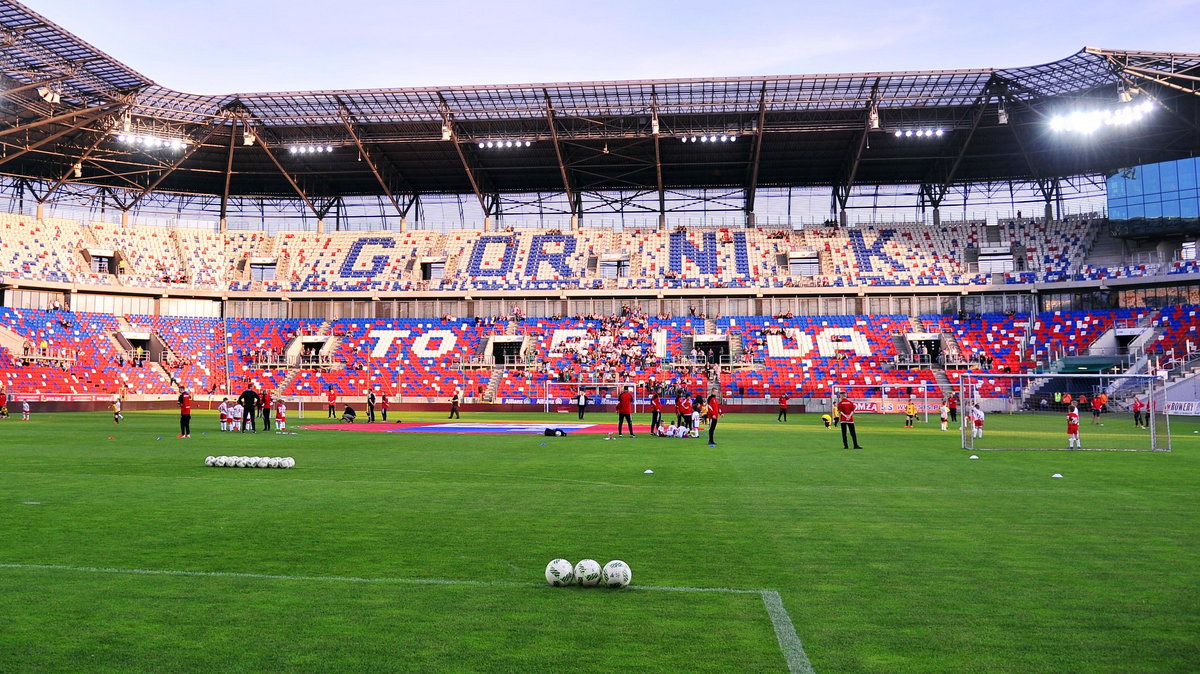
649, 391, 662, 435
617, 386, 635, 437
706, 392, 722, 446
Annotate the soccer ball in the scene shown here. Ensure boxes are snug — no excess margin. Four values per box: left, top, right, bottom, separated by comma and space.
602, 560, 632, 588
257, 457, 270, 468
235, 456, 249, 468
268, 457, 280, 468
574, 559, 602, 587
213, 456, 225, 467
545, 558, 575, 586
204, 456, 215, 467
284, 457, 296, 468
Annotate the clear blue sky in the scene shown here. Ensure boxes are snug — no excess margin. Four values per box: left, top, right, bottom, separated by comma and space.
27, 0, 1200, 94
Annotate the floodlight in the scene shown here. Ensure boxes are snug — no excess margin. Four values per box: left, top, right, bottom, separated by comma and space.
935, 128, 944, 137
325, 145, 333, 152
478, 142, 484, 148
905, 130, 913, 137
486, 141, 494, 148
894, 130, 902, 137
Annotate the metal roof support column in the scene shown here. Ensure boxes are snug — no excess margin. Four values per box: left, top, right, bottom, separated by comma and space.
125, 124, 224, 210
219, 120, 237, 234
244, 120, 323, 220
745, 87, 768, 228
651, 91, 666, 232
543, 91, 577, 230
336, 97, 415, 223
931, 85, 992, 208
439, 94, 490, 230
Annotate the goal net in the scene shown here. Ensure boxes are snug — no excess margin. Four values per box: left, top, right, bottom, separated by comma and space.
958, 371, 1171, 452
828, 383, 937, 424
542, 381, 639, 414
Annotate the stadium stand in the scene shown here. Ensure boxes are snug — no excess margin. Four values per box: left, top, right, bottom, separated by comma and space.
4, 214, 1187, 290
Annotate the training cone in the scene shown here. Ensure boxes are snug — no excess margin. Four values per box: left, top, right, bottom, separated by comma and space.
969, 455, 979, 460
644, 469, 654, 474
1051, 473, 1064, 478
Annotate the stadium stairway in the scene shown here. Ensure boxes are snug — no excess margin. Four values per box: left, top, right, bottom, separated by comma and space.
486, 368, 504, 401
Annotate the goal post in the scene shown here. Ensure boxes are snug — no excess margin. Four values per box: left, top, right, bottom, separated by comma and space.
958, 371, 1170, 452
829, 383, 935, 424
542, 381, 639, 414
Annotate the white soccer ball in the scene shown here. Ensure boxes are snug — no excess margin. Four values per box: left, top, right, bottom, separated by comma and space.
574, 559, 602, 587
204, 456, 215, 467
235, 456, 249, 468
257, 457, 270, 468
268, 457, 280, 468
602, 560, 632, 588
285, 457, 296, 468
213, 456, 225, 467
545, 558, 575, 586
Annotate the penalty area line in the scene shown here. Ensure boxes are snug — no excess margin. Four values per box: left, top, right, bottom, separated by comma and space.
0, 562, 815, 673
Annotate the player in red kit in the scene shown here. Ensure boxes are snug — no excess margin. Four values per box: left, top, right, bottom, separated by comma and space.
1131, 397, 1146, 429
177, 386, 192, 438
680, 395, 694, 431
706, 392, 722, 446
837, 394, 862, 449
649, 391, 662, 435
326, 387, 337, 418
777, 392, 790, 422
616, 386, 635, 437
1066, 404, 1081, 449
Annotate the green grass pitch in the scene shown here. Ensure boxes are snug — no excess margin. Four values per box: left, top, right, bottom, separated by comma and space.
1, 408, 1197, 673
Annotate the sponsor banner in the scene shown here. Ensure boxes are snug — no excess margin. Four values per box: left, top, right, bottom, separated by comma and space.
855, 400, 942, 414
12, 394, 113, 403
1165, 400, 1199, 415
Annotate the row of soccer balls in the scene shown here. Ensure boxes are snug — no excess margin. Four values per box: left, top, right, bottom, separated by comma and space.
545, 558, 631, 589
205, 456, 296, 469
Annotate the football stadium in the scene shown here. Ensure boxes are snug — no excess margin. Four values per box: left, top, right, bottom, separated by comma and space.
1, 1, 1199, 671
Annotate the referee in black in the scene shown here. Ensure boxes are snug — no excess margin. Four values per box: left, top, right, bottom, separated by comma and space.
237, 385, 259, 433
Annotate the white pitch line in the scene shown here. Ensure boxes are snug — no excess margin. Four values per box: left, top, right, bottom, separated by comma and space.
762, 589, 816, 674
0, 562, 815, 673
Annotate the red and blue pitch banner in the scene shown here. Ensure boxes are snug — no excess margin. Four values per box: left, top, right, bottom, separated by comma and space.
386, 422, 600, 434
305, 421, 621, 434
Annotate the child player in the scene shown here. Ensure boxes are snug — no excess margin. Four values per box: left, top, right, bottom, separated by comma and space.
904, 398, 917, 428
968, 402, 985, 439
218, 397, 230, 432
939, 399, 949, 432
21, 399, 30, 421
275, 397, 286, 433
1066, 404, 1081, 450
230, 400, 244, 432
111, 396, 123, 425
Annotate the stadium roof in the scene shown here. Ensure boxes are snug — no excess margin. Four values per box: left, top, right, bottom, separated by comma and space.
2, 0, 1199, 218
